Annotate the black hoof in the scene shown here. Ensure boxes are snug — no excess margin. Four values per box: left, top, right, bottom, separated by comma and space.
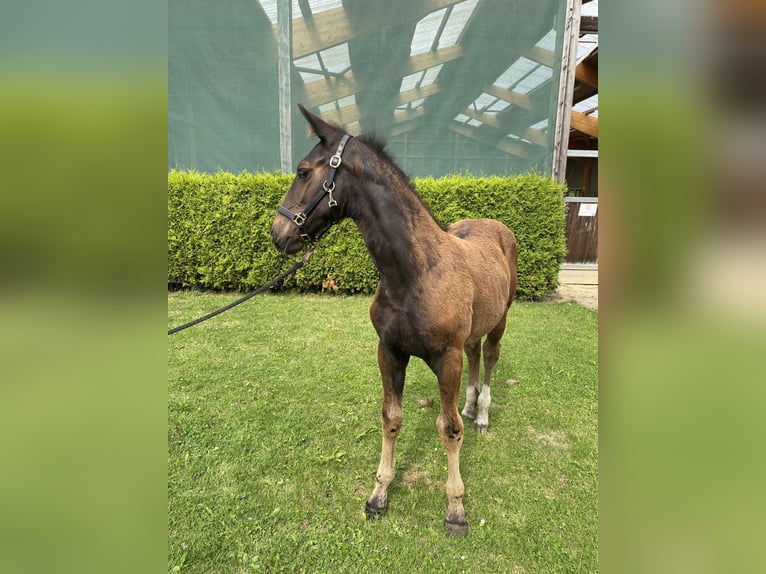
445, 517, 468, 537
365, 501, 386, 520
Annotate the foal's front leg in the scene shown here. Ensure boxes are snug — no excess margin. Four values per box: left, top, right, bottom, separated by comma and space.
433, 347, 469, 536
365, 343, 408, 518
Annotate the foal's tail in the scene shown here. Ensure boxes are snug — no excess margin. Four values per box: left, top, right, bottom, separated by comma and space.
502, 227, 519, 306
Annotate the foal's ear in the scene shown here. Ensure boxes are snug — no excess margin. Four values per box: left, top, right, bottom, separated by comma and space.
298, 103, 341, 143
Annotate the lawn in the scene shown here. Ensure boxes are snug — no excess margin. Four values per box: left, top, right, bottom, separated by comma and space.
168, 293, 598, 573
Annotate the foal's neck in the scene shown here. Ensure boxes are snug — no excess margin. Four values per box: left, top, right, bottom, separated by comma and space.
349, 162, 445, 287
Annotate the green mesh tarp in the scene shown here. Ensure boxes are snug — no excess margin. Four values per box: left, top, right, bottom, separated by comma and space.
169, 0, 566, 177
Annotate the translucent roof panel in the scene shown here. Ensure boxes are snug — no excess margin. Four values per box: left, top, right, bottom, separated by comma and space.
514, 65, 552, 95
472, 92, 496, 111
257, 0, 278, 24
321, 43, 350, 74
294, 52, 324, 83
535, 29, 557, 51
410, 0, 479, 56
577, 34, 598, 63
294, 53, 320, 69
398, 64, 442, 94
400, 71, 423, 92
421, 64, 443, 87
582, 0, 598, 18
256, 0, 343, 24
493, 57, 538, 90
578, 0, 598, 62
437, 0, 479, 49
297, 70, 325, 83
573, 94, 598, 117
487, 99, 511, 113
318, 94, 355, 114
575, 0, 598, 125
410, 8, 447, 55
307, 0, 342, 15
293, 43, 351, 82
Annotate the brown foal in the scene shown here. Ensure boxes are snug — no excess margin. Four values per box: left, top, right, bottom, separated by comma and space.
271, 105, 517, 535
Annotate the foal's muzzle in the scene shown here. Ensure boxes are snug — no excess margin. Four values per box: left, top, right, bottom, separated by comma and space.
270, 217, 304, 255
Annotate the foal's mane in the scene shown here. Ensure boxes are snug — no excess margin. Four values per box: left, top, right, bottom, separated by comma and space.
356, 131, 445, 229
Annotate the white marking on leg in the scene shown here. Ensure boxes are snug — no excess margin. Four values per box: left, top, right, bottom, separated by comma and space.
475, 385, 491, 430
368, 436, 395, 510
461, 384, 478, 419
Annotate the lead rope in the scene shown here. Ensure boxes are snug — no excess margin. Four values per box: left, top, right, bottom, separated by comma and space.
168, 246, 315, 335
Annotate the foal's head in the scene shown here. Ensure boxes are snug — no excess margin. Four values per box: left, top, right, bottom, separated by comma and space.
271, 105, 357, 255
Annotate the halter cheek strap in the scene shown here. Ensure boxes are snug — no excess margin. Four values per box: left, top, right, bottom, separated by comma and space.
278, 133, 352, 243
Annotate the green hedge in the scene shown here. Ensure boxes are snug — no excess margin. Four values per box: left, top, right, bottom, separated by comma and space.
168, 170, 566, 299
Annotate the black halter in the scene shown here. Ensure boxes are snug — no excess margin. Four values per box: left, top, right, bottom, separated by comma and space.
277, 133, 352, 243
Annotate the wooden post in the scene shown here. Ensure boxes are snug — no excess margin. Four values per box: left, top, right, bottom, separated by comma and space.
278, 0, 293, 174
551, 0, 582, 184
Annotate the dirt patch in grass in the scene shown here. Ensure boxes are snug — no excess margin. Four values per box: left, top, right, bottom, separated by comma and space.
526, 425, 571, 451
543, 284, 598, 309
401, 464, 432, 488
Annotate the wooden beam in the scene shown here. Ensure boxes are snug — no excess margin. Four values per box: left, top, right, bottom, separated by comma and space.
525, 45, 555, 68
292, 6, 353, 59
291, 0, 466, 60
462, 108, 547, 146
518, 126, 547, 147
395, 83, 440, 106
463, 108, 499, 129
485, 85, 537, 113
317, 104, 362, 125
393, 107, 427, 124
575, 60, 598, 88
313, 85, 439, 127
301, 46, 456, 109
404, 45, 464, 75
449, 123, 531, 160
300, 73, 359, 108
570, 110, 598, 138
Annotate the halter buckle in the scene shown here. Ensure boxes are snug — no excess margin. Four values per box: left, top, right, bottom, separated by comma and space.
329, 153, 342, 169
293, 213, 306, 226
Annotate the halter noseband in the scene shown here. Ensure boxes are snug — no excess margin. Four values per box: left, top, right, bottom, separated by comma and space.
277, 133, 353, 243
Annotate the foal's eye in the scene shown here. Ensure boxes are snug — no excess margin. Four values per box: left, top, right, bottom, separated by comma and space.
297, 168, 310, 180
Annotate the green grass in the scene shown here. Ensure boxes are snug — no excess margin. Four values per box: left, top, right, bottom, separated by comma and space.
168, 293, 597, 573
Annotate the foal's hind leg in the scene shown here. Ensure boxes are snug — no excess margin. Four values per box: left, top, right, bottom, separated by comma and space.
461, 340, 481, 420
475, 313, 508, 434
366, 343, 408, 519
